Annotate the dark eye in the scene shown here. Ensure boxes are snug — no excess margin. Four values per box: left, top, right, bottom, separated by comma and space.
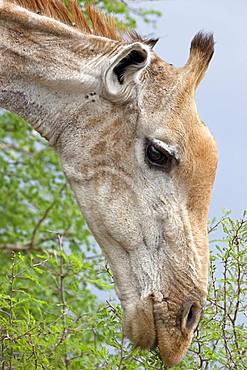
146, 142, 173, 170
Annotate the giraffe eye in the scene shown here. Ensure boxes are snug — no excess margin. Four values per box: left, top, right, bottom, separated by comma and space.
147, 144, 169, 165
145, 140, 177, 171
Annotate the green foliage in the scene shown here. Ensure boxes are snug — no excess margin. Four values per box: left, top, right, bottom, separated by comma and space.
79, 0, 162, 29
0, 249, 163, 369
0, 113, 163, 368
0, 1, 246, 369
1, 115, 246, 369
174, 214, 247, 369
0, 2, 163, 366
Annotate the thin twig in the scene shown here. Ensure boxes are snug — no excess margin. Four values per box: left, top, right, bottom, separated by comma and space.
30, 185, 66, 248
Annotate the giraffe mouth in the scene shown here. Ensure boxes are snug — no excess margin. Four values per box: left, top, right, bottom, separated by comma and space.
123, 292, 198, 368
123, 294, 157, 350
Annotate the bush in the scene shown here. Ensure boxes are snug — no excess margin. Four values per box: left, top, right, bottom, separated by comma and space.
0, 113, 246, 369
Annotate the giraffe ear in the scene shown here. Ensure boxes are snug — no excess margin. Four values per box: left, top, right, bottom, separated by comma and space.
103, 42, 151, 103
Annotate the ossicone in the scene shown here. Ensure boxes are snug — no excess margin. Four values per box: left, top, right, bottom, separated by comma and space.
186, 31, 215, 88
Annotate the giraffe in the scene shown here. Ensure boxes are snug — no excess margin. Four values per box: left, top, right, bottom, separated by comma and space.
0, 0, 218, 367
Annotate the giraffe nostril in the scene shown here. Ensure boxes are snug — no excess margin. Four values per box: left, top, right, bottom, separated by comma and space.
186, 304, 197, 328
181, 302, 202, 333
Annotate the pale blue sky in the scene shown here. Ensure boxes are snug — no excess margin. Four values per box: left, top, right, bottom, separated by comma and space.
135, 0, 247, 219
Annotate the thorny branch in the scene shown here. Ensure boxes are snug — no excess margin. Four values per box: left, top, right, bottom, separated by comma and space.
189, 214, 246, 369
30, 185, 66, 248
0, 142, 32, 156
54, 234, 70, 369
0, 197, 246, 368
0, 185, 67, 253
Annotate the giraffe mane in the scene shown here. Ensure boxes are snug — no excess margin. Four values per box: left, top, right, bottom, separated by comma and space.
9, 0, 158, 46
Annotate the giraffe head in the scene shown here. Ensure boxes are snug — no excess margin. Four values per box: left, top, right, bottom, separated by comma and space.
0, 1, 218, 366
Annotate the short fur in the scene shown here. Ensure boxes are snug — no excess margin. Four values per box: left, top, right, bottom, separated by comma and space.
0, 1, 218, 367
